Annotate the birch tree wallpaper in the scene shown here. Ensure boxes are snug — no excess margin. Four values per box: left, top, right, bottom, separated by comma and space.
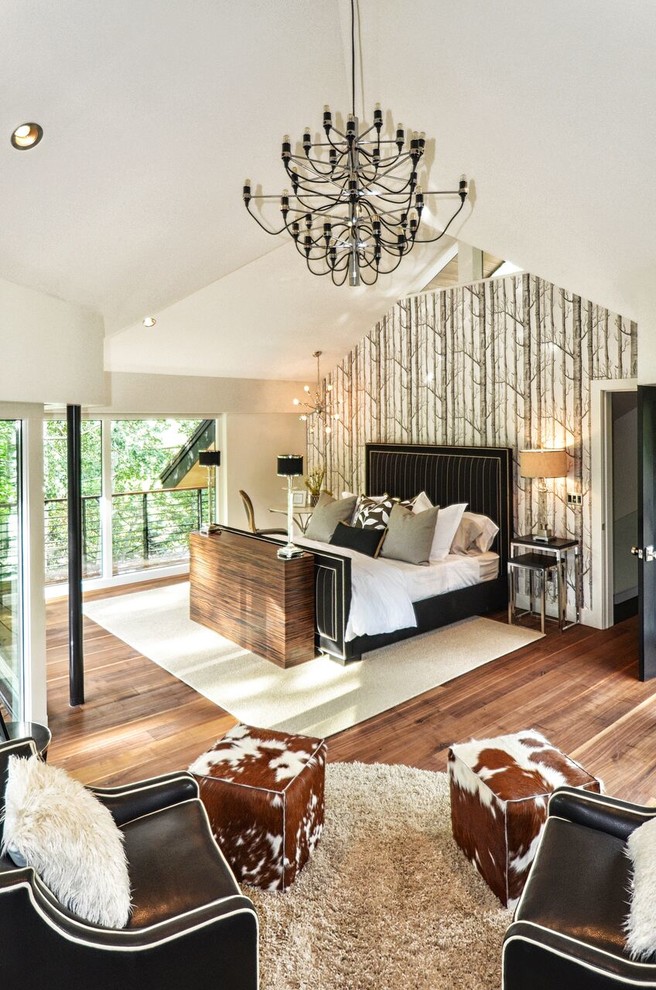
307, 272, 637, 613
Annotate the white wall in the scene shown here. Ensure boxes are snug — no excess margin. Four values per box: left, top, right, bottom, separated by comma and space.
99, 371, 306, 415
221, 414, 306, 531
0, 278, 106, 405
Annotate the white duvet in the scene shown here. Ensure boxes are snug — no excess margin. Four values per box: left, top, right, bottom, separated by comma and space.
291, 536, 498, 640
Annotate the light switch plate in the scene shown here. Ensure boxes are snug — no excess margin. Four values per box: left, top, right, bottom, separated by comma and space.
567, 492, 582, 505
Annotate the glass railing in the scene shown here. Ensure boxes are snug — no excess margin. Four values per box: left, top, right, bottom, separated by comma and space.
19, 486, 208, 584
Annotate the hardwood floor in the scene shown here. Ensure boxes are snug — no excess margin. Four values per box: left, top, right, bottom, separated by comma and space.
45, 577, 656, 803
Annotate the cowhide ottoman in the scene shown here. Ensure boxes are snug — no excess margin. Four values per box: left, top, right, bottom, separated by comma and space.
448, 729, 600, 907
189, 722, 326, 892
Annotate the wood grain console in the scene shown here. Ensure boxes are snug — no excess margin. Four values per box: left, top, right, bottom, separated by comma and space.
189, 529, 315, 668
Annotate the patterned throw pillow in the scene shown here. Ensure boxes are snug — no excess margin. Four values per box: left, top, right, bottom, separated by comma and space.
352, 494, 396, 530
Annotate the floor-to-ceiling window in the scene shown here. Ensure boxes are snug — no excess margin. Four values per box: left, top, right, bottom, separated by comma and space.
0, 420, 23, 715
43, 415, 209, 585
43, 418, 102, 583
111, 418, 205, 574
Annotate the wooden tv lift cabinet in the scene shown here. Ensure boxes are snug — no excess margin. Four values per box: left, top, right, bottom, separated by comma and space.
189, 529, 316, 668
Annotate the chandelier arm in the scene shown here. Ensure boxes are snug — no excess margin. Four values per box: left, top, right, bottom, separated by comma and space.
291, 154, 358, 180
364, 251, 407, 276
355, 121, 379, 142
371, 203, 414, 221
330, 265, 348, 285
323, 127, 350, 151
290, 194, 346, 218
422, 187, 469, 196
358, 265, 384, 286
362, 179, 416, 200
294, 157, 342, 179
244, 201, 288, 236
410, 198, 467, 244
360, 150, 416, 171
359, 161, 418, 187
291, 173, 350, 194
287, 160, 342, 182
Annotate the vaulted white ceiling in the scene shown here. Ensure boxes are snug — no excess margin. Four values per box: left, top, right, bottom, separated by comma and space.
1, 0, 653, 383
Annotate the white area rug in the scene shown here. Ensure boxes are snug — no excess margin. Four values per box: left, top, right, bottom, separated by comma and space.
84, 582, 543, 737
250, 762, 510, 990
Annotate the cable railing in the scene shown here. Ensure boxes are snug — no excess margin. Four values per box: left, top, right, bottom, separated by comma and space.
0, 487, 207, 586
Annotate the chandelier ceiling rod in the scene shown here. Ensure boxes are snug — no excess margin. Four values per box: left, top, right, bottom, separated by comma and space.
243, 0, 468, 287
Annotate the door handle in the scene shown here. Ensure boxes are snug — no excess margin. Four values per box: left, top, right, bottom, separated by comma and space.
631, 545, 656, 561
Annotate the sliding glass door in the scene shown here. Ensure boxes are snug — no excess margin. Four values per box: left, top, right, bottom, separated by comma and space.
0, 420, 23, 715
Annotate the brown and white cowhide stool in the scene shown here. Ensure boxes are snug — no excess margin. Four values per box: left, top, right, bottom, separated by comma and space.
448, 729, 600, 908
189, 722, 326, 892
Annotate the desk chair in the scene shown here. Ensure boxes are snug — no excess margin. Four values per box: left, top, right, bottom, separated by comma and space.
238, 490, 287, 536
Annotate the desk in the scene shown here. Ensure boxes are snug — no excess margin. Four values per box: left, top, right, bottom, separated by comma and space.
268, 505, 315, 534
189, 530, 315, 667
508, 536, 580, 633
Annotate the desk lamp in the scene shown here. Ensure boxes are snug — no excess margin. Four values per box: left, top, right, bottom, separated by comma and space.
519, 448, 568, 542
276, 455, 304, 559
199, 450, 221, 534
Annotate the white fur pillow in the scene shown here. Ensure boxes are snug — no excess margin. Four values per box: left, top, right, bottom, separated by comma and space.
2, 756, 131, 928
625, 815, 656, 959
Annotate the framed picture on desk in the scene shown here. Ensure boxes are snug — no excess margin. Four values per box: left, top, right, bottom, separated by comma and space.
292, 490, 307, 506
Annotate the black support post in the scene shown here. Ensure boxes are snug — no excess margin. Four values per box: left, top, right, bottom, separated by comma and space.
67, 404, 85, 706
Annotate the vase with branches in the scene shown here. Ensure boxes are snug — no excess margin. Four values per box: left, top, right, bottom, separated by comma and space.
304, 468, 326, 506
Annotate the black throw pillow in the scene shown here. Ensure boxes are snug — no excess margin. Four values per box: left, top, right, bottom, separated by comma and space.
329, 521, 386, 558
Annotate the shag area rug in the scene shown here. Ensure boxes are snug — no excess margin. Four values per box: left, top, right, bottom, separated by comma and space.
249, 762, 510, 990
84, 582, 542, 737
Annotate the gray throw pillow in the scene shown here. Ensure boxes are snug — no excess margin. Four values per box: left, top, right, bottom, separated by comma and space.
380, 503, 439, 565
305, 493, 357, 543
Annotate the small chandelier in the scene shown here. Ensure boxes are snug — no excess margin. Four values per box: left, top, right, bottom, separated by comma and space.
243, 0, 468, 287
293, 351, 339, 433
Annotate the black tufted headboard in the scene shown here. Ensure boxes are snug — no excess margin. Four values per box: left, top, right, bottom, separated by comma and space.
365, 443, 512, 571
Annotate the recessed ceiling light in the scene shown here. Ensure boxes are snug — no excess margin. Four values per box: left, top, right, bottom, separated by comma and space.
142, 316, 157, 328
11, 122, 43, 150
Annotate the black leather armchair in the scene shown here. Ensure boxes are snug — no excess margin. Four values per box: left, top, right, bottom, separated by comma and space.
0, 737, 258, 989
503, 785, 656, 989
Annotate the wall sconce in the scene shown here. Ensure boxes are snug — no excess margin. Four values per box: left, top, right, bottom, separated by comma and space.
199, 450, 221, 534
276, 454, 304, 559
519, 448, 568, 542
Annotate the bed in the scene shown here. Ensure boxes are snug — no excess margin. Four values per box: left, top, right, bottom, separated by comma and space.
209, 443, 512, 664
307, 443, 512, 662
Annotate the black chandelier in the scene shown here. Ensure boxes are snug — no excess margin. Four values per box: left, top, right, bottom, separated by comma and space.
243, 0, 468, 287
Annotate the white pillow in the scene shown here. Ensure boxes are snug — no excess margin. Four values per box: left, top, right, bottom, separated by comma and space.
2, 755, 131, 929
409, 491, 433, 514
430, 503, 468, 561
450, 511, 499, 554
625, 815, 656, 959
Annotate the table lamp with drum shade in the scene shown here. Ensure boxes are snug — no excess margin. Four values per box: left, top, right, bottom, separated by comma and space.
276, 454, 304, 559
519, 448, 568, 542
199, 450, 221, 534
